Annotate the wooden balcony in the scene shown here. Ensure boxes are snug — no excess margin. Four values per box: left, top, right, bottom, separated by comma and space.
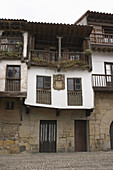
0, 78, 27, 98
31, 50, 90, 69
36, 89, 51, 105
92, 74, 113, 91
90, 33, 113, 45
5, 78, 20, 91
0, 43, 23, 58
68, 91, 82, 106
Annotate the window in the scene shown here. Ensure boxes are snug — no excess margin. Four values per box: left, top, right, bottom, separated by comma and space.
105, 63, 113, 86
67, 78, 82, 106
6, 65, 20, 91
37, 76, 51, 89
36, 76, 51, 104
67, 78, 81, 91
105, 63, 113, 75
5, 101, 14, 110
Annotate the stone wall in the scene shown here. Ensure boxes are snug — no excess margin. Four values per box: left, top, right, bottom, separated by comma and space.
89, 92, 113, 151
0, 98, 21, 154
19, 107, 87, 153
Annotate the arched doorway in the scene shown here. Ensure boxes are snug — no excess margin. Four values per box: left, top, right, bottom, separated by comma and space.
110, 122, 113, 149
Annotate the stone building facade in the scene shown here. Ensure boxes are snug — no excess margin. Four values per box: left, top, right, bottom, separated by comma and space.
89, 92, 113, 151
1, 11, 113, 154
76, 10, 113, 151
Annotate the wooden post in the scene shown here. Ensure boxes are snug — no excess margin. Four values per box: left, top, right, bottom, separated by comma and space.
57, 37, 62, 71
22, 32, 28, 58
0, 31, 3, 50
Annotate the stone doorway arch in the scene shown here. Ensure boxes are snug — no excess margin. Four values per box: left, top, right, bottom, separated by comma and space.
110, 122, 113, 150
99, 110, 113, 150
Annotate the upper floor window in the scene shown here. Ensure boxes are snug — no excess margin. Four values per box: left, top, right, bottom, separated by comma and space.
36, 76, 51, 105
105, 63, 113, 85
67, 78, 82, 106
105, 63, 113, 75
6, 65, 20, 91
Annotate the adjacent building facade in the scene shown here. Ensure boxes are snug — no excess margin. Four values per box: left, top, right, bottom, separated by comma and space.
0, 11, 113, 153
76, 10, 113, 151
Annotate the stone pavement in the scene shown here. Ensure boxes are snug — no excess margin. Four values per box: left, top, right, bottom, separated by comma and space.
0, 152, 113, 170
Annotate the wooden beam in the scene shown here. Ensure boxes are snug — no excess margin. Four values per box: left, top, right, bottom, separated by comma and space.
0, 91, 27, 98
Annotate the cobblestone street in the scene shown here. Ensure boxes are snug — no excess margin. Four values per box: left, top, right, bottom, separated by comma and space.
0, 152, 113, 170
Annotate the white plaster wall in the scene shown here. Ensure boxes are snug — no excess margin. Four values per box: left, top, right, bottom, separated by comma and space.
0, 60, 27, 92
76, 16, 87, 25
92, 52, 113, 74
25, 67, 94, 109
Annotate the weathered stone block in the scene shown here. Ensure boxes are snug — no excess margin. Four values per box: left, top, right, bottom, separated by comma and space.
20, 145, 26, 152
4, 140, 15, 146
0, 141, 3, 146
20, 126, 30, 138
29, 138, 38, 145
59, 138, 67, 144
10, 145, 19, 154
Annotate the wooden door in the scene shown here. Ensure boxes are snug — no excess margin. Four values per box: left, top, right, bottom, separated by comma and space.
40, 120, 56, 152
75, 120, 87, 152
110, 122, 113, 149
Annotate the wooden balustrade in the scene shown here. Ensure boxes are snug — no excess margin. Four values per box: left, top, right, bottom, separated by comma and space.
36, 89, 51, 105
31, 50, 89, 66
92, 74, 113, 88
1, 43, 22, 52
61, 52, 87, 62
68, 91, 82, 106
31, 50, 58, 62
90, 33, 113, 44
5, 78, 20, 91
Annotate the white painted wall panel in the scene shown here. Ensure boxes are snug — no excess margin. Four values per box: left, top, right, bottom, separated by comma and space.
92, 52, 113, 74
25, 67, 94, 109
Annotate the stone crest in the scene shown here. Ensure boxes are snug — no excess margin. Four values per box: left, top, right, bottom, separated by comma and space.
53, 74, 65, 90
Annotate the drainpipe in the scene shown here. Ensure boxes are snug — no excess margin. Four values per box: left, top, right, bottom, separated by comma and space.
57, 37, 62, 71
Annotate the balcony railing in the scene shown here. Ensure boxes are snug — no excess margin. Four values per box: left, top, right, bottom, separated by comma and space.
0, 43, 23, 57
31, 50, 58, 62
92, 74, 113, 89
36, 89, 51, 105
68, 91, 82, 106
31, 50, 90, 68
90, 33, 113, 45
5, 78, 20, 91
61, 52, 88, 62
